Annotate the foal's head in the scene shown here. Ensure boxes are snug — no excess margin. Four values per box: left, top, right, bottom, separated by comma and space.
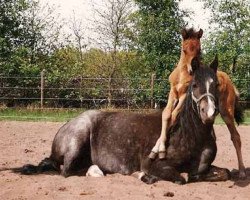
190, 55, 219, 125
181, 28, 203, 74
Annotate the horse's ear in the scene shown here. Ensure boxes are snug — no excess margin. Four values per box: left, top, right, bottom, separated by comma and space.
191, 57, 200, 72
197, 29, 203, 39
210, 55, 218, 73
181, 28, 189, 40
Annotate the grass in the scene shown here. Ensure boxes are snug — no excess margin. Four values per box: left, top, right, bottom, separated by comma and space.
0, 107, 250, 124
0, 108, 85, 122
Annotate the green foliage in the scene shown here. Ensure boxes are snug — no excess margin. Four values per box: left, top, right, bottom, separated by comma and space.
130, 0, 187, 102
1, 0, 248, 108
201, 0, 250, 100
133, 0, 186, 75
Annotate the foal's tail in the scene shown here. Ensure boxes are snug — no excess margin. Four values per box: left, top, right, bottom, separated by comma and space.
234, 89, 244, 125
1, 157, 58, 175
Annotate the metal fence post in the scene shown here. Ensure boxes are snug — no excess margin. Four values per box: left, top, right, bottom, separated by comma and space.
40, 69, 45, 108
150, 73, 155, 109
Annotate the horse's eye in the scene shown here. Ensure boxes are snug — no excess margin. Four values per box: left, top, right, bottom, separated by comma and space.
192, 83, 197, 88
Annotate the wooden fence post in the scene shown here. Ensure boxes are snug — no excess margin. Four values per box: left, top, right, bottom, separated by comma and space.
40, 69, 45, 109
150, 73, 155, 109
80, 76, 83, 108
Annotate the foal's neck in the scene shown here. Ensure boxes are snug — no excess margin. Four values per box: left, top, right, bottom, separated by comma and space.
177, 51, 191, 70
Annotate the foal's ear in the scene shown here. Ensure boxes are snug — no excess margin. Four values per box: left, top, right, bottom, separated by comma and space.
197, 29, 203, 39
191, 57, 200, 72
210, 55, 218, 73
181, 28, 189, 40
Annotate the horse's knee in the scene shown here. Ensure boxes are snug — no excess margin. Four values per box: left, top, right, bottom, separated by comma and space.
162, 107, 172, 121
198, 148, 216, 174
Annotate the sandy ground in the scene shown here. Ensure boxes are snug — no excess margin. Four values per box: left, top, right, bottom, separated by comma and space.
0, 121, 250, 200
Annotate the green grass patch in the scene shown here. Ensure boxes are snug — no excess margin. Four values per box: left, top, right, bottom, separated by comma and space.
214, 110, 250, 125
0, 108, 250, 124
0, 108, 85, 122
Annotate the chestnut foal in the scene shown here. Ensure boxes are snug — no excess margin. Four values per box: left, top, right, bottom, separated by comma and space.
149, 28, 246, 179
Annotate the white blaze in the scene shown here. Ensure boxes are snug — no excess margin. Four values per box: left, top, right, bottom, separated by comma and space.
206, 78, 215, 118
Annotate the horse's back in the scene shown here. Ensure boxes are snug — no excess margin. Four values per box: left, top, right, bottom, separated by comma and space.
90, 111, 162, 174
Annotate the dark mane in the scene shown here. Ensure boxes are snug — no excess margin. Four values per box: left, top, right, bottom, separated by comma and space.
169, 66, 217, 137
181, 28, 201, 39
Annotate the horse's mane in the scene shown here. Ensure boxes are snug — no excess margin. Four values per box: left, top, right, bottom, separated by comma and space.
168, 67, 217, 137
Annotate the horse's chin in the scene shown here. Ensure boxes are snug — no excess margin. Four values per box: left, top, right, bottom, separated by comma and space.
201, 118, 215, 125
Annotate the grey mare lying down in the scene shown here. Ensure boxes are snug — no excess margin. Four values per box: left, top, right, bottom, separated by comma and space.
10, 58, 231, 184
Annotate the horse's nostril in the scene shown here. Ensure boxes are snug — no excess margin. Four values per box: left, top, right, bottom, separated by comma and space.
201, 108, 205, 113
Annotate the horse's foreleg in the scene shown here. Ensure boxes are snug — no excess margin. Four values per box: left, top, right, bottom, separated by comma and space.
189, 143, 217, 182
189, 165, 231, 182
221, 113, 246, 179
148, 160, 186, 184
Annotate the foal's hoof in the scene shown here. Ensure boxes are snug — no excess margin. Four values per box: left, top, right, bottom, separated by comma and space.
148, 151, 157, 160
159, 151, 166, 159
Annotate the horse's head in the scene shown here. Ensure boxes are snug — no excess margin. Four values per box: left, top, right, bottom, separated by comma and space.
181, 28, 203, 74
190, 55, 219, 125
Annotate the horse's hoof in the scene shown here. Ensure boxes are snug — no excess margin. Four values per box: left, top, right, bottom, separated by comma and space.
141, 174, 159, 184
159, 151, 166, 159
148, 151, 157, 160
239, 169, 247, 179
174, 177, 186, 185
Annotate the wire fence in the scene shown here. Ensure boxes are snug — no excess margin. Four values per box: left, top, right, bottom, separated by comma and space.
0, 72, 250, 109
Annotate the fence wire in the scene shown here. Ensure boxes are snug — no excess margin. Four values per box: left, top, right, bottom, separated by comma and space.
0, 75, 249, 109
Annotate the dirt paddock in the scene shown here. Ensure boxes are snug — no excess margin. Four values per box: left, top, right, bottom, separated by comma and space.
0, 121, 250, 200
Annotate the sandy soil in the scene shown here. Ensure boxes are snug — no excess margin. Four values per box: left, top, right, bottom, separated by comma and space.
0, 121, 250, 200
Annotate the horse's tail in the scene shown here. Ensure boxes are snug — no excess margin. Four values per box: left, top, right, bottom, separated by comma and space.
2, 157, 58, 175
234, 88, 244, 125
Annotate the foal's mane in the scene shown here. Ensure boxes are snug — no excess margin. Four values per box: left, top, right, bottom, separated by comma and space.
181, 28, 201, 40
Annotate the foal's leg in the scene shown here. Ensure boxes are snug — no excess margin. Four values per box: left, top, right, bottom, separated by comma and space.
219, 101, 246, 179
170, 94, 187, 125
158, 94, 186, 159
149, 89, 178, 159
